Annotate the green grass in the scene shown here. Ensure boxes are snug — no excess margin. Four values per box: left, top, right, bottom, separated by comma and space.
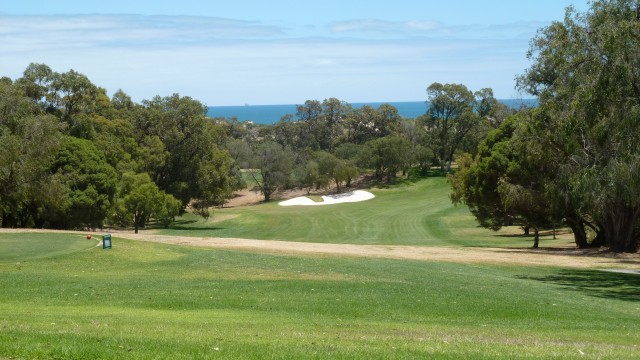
1, 178, 636, 358
0, 232, 99, 262
0, 236, 638, 359
159, 176, 568, 248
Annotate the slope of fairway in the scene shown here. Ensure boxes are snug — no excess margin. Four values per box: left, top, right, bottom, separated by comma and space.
0, 232, 98, 262
0, 236, 638, 359
157, 176, 567, 248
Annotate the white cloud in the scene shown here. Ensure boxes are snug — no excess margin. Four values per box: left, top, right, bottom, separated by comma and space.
328, 18, 546, 41
329, 19, 441, 35
2, 14, 536, 104
0, 14, 285, 51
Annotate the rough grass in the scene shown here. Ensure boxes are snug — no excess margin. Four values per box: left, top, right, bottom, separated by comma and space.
0, 236, 638, 359
159, 176, 569, 248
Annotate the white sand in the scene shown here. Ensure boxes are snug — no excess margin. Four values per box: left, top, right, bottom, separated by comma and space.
279, 190, 375, 206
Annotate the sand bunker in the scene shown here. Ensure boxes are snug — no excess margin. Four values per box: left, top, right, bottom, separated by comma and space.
279, 190, 375, 206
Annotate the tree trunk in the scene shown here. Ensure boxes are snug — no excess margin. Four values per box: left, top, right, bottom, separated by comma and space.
604, 207, 639, 253
565, 215, 588, 249
533, 227, 539, 249
523, 226, 530, 235
134, 213, 141, 234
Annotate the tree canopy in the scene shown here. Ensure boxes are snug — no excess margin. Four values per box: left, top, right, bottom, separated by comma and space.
451, 0, 640, 252
0, 64, 242, 231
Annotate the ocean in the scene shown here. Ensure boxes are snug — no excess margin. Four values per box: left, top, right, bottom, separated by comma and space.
207, 99, 537, 125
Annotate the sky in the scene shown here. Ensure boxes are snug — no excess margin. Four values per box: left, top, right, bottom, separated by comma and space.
1, 0, 591, 106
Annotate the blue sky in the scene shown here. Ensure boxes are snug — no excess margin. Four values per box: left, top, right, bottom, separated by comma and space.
2, 0, 590, 105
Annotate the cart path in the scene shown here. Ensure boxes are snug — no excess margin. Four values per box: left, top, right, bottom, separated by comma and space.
3, 228, 638, 269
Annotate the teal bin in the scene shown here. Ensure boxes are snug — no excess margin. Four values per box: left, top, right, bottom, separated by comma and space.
102, 234, 112, 249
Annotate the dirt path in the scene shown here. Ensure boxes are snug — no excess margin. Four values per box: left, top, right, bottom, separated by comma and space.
4, 228, 637, 269
117, 233, 640, 269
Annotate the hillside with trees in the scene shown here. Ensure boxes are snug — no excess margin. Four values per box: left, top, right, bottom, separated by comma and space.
1, 0, 638, 253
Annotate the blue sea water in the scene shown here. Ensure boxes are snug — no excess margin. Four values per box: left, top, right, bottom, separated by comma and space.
207, 99, 537, 125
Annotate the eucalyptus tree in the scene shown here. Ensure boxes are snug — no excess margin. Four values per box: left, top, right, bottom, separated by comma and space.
517, 0, 640, 252
248, 141, 294, 202
422, 83, 481, 172
365, 135, 412, 182
133, 94, 241, 210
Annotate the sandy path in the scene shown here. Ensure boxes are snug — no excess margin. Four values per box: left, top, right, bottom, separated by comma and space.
4, 229, 636, 269
117, 233, 640, 269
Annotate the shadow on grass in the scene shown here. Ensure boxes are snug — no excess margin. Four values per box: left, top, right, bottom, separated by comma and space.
369, 168, 449, 189
521, 269, 640, 302
165, 225, 223, 231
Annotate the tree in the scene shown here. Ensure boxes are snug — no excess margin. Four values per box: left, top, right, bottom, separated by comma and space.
133, 94, 240, 211
449, 114, 561, 248
111, 172, 180, 233
314, 151, 357, 193
449, 118, 518, 231
294, 160, 322, 195
333, 143, 363, 187
249, 141, 293, 202
422, 83, 481, 172
0, 79, 66, 227
517, 0, 640, 252
343, 104, 401, 145
15, 63, 55, 113
49, 136, 117, 229
365, 135, 412, 182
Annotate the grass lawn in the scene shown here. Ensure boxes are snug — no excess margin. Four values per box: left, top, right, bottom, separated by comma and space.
1, 177, 637, 358
0, 232, 99, 262
0, 235, 639, 359
157, 176, 570, 248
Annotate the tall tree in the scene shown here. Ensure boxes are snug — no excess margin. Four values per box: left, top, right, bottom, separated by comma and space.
517, 0, 640, 252
249, 141, 293, 202
134, 94, 240, 211
422, 83, 480, 172
49, 136, 117, 229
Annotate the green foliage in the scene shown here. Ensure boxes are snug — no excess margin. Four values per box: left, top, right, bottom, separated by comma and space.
423, 82, 486, 172
111, 172, 180, 232
518, 0, 640, 252
293, 159, 322, 194
449, 114, 561, 247
133, 94, 240, 210
50, 136, 117, 229
0, 111, 66, 227
248, 141, 294, 202
365, 135, 412, 182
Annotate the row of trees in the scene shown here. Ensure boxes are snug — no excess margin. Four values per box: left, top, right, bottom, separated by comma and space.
450, 0, 640, 252
0, 64, 242, 232
1, 62, 509, 231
